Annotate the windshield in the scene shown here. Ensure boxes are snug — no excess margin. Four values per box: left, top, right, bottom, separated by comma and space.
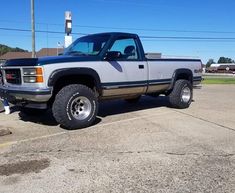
64, 34, 110, 56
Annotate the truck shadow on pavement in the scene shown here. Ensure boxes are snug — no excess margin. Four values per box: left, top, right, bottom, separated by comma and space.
98, 96, 170, 117
18, 96, 170, 128
18, 110, 59, 126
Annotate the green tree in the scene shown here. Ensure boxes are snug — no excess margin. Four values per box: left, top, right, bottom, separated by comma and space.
206, 59, 215, 68
217, 57, 234, 64
0, 44, 28, 56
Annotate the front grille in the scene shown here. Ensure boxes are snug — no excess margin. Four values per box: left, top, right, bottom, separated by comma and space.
5, 69, 21, 84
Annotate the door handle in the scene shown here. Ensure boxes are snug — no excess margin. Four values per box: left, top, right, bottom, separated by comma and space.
139, 65, 144, 69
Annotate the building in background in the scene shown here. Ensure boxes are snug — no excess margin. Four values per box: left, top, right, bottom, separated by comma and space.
0, 48, 63, 63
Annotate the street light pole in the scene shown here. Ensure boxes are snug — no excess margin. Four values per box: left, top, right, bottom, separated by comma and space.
31, 0, 36, 58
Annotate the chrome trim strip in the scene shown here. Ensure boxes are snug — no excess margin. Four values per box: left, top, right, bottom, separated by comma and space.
146, 84, 170, 93
102, 86, 146, 97
149, 81, 171, 85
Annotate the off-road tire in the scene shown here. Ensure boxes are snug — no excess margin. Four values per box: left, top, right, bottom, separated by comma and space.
52, 84, 98, 130
168, 79, 193, 109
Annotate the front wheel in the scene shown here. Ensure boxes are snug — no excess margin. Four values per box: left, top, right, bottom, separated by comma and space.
52, 84, 98, 130
168, 79, 193, 109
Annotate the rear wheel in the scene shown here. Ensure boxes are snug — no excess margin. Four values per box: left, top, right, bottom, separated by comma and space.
52, 84, 98, 130
168, 79, 193, 109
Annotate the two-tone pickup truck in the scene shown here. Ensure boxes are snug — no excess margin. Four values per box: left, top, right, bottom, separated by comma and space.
0, 32, 202, 129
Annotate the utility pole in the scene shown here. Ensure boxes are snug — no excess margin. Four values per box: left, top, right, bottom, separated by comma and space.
31, 0, 36, 58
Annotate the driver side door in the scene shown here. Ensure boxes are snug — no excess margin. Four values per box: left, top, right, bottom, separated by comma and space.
101, 36, 148, 97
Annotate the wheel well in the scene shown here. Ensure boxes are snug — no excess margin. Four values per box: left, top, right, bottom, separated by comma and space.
48, 74, 99, 106
176, 73, 192, 83
166, 71, 193, 95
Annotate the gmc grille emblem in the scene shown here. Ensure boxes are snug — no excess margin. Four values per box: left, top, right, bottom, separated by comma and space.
6, 74, 16, 80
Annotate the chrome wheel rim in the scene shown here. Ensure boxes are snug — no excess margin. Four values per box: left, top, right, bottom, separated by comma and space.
70, 96, 92, 120
181, 87, 191, 103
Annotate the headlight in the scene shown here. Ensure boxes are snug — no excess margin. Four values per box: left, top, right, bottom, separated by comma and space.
23, 67, 44, 83
23, 76, 37, 83
23, 68, 37, 75
23, 68, 43, 75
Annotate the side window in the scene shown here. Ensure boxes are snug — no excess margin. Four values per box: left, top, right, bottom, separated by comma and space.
110, 38, 139, 60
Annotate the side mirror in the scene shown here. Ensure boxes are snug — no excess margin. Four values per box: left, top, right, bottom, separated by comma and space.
104, 51, 122, 61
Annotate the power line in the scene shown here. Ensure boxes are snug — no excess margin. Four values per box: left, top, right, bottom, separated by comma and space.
1, 19, 235, 34
90, 0, 153, 7
1, 32, 235, 42
141, 39, 235, 43
73, 25, 235, 35
139, 36, 235, 40
0, 33, 62, 39
0, 27, 88, 35
2, 27, 235, 42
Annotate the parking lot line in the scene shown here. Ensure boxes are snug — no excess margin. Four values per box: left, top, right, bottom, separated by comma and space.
0, 111, 172, 149
173, 110, 235, 132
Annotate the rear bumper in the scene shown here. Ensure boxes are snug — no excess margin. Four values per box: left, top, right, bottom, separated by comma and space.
0, 85, 52, 108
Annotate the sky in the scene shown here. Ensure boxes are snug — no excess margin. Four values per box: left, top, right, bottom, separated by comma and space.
0, 0, 235, 63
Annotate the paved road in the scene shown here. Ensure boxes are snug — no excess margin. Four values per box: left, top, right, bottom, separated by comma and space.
0, 85, 234, 193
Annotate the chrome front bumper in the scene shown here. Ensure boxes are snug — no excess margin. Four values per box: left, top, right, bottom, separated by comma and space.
0, 85, 52, 103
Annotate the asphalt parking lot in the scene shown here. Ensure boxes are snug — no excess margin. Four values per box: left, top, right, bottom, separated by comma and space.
0, 85, 234, 193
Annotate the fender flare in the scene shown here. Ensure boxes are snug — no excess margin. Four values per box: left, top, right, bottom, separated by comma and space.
168, 68, 193, 91
48, 68, 102, 95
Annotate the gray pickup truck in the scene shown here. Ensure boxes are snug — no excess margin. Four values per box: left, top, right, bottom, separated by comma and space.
0, 32, 202, 129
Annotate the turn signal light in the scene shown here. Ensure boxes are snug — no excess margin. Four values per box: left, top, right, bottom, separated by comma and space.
23, 67, 44, 83
36, 76, 44, 83
36, 67, 43, 75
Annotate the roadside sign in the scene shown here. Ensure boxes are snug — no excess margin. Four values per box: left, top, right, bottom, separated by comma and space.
65, 11, 72, 35
65, 11, 72, 21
